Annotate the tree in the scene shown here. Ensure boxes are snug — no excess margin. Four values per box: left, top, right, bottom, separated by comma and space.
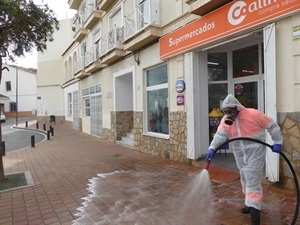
0, 0, 59, 182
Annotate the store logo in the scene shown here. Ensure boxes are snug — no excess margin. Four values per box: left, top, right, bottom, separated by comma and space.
228, 0, 278, 26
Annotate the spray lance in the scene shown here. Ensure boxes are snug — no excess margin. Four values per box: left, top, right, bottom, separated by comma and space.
204, 155, 213, 170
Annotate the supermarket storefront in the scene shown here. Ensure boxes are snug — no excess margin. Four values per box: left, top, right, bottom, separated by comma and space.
159, 0, 300, 182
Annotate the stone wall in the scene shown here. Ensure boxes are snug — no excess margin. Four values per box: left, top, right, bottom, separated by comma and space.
37, 115, 65, 125
101, 112, 116, 143
278, 112, 300, 190
133, 111, 187, 163
115, 111, 133, 140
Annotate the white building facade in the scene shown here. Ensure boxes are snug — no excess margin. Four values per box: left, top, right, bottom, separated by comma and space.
0, 64, 37, 117
62, 0, 299, 189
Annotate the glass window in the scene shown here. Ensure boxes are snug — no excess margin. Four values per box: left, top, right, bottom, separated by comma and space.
96, 84, 101, 93
10, 102, 17, 111
85, 98, 90, 116
6, 81, 11, 91
146, 64, 168, 134
208, 52, 227, 81
82, 88, 89, 96
208, 83, 228, 112
234, 82, 258, 109
68, 93, 72, 116
233, 45, 259, 78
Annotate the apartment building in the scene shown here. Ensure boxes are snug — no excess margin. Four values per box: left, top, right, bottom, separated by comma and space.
63, 0, 300, 189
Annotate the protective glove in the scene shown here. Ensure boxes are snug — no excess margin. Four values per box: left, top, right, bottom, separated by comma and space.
272, 144, 282, 153
206, 149, 215, 161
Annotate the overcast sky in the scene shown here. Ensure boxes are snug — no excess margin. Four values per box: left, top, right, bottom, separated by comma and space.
8, 0, 75, 68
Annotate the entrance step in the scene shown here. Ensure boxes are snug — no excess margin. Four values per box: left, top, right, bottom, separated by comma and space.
116, 131, 134, 149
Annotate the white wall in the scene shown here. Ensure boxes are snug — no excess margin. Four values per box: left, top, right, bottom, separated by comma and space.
0, 64, 37, 113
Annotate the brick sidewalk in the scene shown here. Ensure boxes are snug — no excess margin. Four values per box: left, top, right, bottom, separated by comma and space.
0, 124, 298, 225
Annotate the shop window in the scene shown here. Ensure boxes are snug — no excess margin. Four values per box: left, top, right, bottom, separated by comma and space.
208, 83, 228, 111
208, 52, 228, 110
208, 52, 227, 81
233, 45, 259, 78
146, 64, 169, 134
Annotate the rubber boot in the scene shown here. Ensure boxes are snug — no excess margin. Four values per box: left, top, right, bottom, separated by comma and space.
250, 207, 260, 225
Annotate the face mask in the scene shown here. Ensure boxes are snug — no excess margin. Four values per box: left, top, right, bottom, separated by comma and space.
223, 108, 238, 125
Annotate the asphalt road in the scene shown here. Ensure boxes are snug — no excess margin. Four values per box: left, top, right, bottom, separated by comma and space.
1, 116, 47, 154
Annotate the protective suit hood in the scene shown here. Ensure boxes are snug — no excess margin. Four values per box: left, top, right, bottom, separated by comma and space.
221, 94, 245, 111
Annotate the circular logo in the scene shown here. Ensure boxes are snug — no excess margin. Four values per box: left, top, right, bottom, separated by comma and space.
228, 1, 247, 26
175, 80, 185, 93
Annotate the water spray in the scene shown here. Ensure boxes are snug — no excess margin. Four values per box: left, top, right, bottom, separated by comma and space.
207, 137, 299, 225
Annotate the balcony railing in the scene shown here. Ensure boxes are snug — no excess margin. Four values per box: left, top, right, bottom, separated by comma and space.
74, 57, 85, 74
83, 0, 96, 22
124, 0, 160, 40
73, 16, 83, 34
84, 45, 101, 67
100, 26, 124, 57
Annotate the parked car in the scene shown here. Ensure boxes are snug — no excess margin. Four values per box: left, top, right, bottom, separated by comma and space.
1, 112, 5, 123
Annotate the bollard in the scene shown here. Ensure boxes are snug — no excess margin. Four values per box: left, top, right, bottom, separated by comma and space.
50, 126, 54, 136
36, 122, 39, 129
26, 121, 28, 128
2, 141, 5, 156
31, 135, 35, 147
43, 124, 46, 131
47, 130, 50, 140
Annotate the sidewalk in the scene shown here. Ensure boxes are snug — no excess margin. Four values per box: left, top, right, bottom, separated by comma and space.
0, 124, 298, 225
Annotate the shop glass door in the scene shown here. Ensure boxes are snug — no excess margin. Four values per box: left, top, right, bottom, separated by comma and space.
232, 78, 262, 110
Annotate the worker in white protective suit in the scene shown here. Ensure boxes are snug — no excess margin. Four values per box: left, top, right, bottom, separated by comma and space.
206, 94, 283, 225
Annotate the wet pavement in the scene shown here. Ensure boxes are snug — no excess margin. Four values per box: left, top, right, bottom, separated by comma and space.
0, 124, 298, 225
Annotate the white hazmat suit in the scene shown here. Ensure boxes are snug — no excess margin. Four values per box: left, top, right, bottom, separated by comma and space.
209, 94, 283, 210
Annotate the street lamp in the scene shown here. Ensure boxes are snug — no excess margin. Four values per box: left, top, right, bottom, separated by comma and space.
16, 66, 18, 126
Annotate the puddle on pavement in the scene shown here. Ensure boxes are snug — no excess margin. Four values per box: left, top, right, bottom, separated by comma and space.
72, 168, 218, 225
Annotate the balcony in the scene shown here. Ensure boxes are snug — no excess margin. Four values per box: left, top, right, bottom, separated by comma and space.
74, 57, 90, 79
84, 46, 104, 73
97, 0, 118, 12
123, 0, 161, 52
68, 0, 82, 10
83, 0, 103, 29
187, 0, 233, 16
73, 16, 89, 42
100, 26, 126, 64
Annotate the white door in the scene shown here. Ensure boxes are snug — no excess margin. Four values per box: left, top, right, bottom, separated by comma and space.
264, 23, 279, 182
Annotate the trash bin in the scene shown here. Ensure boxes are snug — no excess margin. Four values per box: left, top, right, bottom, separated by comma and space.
50, 115, 56, 124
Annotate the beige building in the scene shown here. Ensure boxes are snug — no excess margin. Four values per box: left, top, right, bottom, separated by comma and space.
61, 0, 300, 189
37, 19, 74, 124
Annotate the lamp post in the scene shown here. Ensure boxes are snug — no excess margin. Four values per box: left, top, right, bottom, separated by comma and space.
16, 66, 18, 126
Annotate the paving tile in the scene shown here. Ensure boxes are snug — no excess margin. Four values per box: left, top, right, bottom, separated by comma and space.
0, 124, 298, 225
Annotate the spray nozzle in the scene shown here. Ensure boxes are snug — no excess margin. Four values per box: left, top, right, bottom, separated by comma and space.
204, 160, 211, 170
